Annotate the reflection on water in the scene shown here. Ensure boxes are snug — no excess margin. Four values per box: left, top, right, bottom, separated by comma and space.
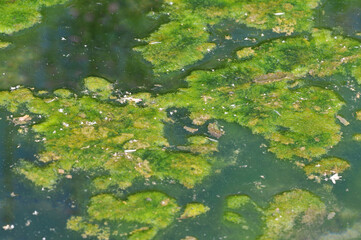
0, 0, 162, 91
0, 0, 361, 239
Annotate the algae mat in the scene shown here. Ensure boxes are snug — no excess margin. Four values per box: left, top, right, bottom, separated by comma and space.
1, 0, 361, 239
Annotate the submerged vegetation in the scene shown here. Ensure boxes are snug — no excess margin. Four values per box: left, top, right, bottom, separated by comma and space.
222, 190, 327, 239
260, 189, 326, 240
135, 0, 320, 73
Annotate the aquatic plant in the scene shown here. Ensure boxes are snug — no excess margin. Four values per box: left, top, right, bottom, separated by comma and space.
260, 189, 326, 239
226, 195, 253, 209
223, 211, 246, 225
222, 190, 326, 238
135, 0, 320, 73
151, 30, 361, 161
303, 157, 350, 183
0, 0, 68, 34
223, 194, 262, 227
0, 77, 216, 190
353, 134, 361, 141
356, 110, 361, 121
67, 191, 180, 240
0, 42, 10, 48
180, 203, 210, 219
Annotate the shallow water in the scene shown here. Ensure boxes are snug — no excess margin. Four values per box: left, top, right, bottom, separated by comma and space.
1, 0, 361, 239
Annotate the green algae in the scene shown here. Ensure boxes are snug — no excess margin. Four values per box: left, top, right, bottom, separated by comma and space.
67, 191, 180, 240
177, 135, 218, 154
223, 194, 262, 227
221, 190, 326, 238
303, 157, 350, 182
156, 80, 343, 160
0, 78, 215, 190
356, 110, 361, 121
180, 203, 210, 219
0, 1, 356, 239
226, 195, 253, 209
260, 189, 326, 240
83, 77, 113, 99
0, 42, 10, 49
353, 134, 361, 141
150, 30, 360, 161
0, 0, 68, 34
241, 0, 319, 35
223, 211, 246, 225
134, 16, 216, 73
135, 0, 320, 73
53, 89, 73, 98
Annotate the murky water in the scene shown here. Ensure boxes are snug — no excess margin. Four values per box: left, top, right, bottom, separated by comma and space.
1, 0, 361, 239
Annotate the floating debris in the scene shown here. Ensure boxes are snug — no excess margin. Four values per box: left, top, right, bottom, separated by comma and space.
183, 126, 198, 133
2, 224, 14, 230
207, 122, 225, 139
11, 115, 32, 125
336, 115, 350, 126
330, 173, 341, 184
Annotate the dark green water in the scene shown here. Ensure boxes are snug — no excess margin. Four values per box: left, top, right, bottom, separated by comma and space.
1, 0, 361, 239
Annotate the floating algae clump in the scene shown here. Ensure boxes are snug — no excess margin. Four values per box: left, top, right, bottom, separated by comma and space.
0, 42, 10, 49
223, 194, 262, 226
180, 203, 210, 219
223, 211, 246, 225
353, 134, 361, 141
156, 79, 343, 160
0, 0, 69, 34
67, 191, 180, 240
153, 30, 359, 160
303, 157, 350, 182
135, 0, 320, 73
0, 78, 215, 190
226, 195, 253, 209
177, 135, 218, 154
260, 189, 326, 240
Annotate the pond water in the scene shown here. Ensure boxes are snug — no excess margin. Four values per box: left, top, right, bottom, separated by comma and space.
1, 0, 361, 239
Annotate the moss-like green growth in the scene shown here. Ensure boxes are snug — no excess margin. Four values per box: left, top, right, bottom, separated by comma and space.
135, 0, 320, 73
260, 189, 326, 240
226, 195, 252, 209
353, 133, 361, 141
177, 136, 218, 154
134, 15, 216, 73
68, 191, 179, 240
356, 110, 361, 121
223, 194, 262, 226
67, 216, 110, 240
153, 30, 356, 161
0, 42, 10, 49
303, 157, 350, 182
180, 203, 210, 219
83, 77, 113, 99
53, 89, 73, 98
0, 0, 68, 34
0, 78, 215, 190
223, 211, 246, 225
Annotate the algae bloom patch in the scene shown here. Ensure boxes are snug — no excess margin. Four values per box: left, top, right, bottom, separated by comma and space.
135, 0, 320, 73
0, 0, 69, 34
